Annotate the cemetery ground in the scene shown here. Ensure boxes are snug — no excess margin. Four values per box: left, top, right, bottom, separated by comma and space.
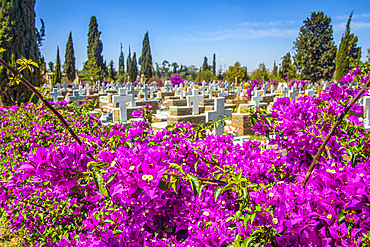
0, 69, 370, 246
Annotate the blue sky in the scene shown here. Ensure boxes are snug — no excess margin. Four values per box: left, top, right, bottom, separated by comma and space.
35, 0, 370, 72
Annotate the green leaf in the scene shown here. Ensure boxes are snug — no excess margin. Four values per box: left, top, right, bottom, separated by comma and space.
0, 48, 5, 53
106, 173, 116, 184
158, 180, 170, 191
103, 219, 115, 225
170, 176, 179, 194
214, 187, 222, 202
188, 174, 200, 198
168, 163, 185, 175
93, 172, 110, 197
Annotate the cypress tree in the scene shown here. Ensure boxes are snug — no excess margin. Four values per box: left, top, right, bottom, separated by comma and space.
86, 16, 103, 76
126, 46, 131, 77
139, 31, 153, 80
65, 31, 76, 83
202, 57, 208, 71
52, 46, 61, 86
272, 60, 278, 77
336, 11, 362, 81
281, 52, 293, 81
108, 60, 116, 81
118, 43, 125, 75
212, 53, 216, 75
293, 12, 337, 82
0, 0, 42, 105
129, 52, 138, 82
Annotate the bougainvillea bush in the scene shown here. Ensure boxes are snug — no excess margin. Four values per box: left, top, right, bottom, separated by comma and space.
0, 68, 370, 246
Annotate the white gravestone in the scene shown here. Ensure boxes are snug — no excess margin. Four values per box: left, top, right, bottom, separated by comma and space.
206, 97, 232, 135
142, 85, 150, 101
128, 86, 138, 107
187, 89, 204, 115
113, 88, 132, 122
251, 91, 263, 107
50, 88, 61, 102
68, 90, 84, 107
364, 97, 370, 129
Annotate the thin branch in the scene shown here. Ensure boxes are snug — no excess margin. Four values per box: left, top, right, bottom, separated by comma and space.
0, 58, 82, 146
163, 172, 227, 185
302, 80, 370, 186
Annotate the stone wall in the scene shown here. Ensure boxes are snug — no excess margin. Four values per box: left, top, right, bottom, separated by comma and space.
232, 113, 254, 136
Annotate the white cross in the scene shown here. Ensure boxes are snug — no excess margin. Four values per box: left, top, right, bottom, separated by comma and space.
55, 83, 61, 91
113, 88, 132, 122
50, 88, 61, 102
251, 91, 263, 107
149, 86, 155, 99
206, 97, 232, 135
262, 83, 269, 96
179, 84, 185, 99
62, 82, 68, 92
174, 85, 179, 96
224, 82, 230, 94
187, 93, 204, 115
208, 86, 214, 99
142, 84, 150, 101
230, 82, 235, 91
85, 83, 91, 96
289, 88, 299, 101
68, 90, 84, 107
282, 87, 289, 97
78, 85, 85, 96
101, 83, 107, 93
298, 84, 303, 93
165, 82, 171, 92
218, 88, 228, 97
128, 86, 138, 107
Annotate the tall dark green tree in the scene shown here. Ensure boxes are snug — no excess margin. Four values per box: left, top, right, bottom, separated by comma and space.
86, 16, 103, 77
52, 46, 61, 86
202, 56, 208, 71
126, 46, 131, 77
118, 43, 125, 76
139, 31, 153, 80
293, 11, 337, 82
281, 52, 294, 81
335, 11, 362, 81
0, 0, 43, 105
272, 60, 278, 78
129, 52, 138, 82
65, 31, 76, 83
48, 61, 54, 72
108, 60, 116, 81
212, 53, 216, 75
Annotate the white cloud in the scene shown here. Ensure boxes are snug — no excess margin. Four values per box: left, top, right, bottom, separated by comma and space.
220, 58, 225, 61
334, 21, 370, 31
335, 13, 370, 20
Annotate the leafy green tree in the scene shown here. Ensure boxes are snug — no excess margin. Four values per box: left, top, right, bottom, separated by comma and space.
82, 60, 101, 85
171, 62, 178, 74
86, 16, 103, 79
212, 53, 216, 75
336, 11, 362, 80
64, 31, 76, 83
251, 62, 270, 81
108, 60, 116, 81
0, 0, 43, 105
118, 43, 124, 75
195, 70, 217, 82
139, 31, 153, 80
128, 52, 138, 82
272, 60, 278, 78
202, 56, 208, 71
52, 46, 61, 87
48, 61, 54, 72
226, 62, 247, 82
280, 52, 294, 81
293, 11, 337, 82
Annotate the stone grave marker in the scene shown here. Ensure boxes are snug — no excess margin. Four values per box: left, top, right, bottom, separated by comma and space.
62, 82, 68, 92
113, 88, 132, 122
142, 84, 150, 101
365, 97, 370, 129
101, 83, 107, 93
78, 85, 85, 96
289, 88, 299, 100
218, 88, 228, 97
282, 87, 289, 97
206, 97, 232, 135
68, 90, 84, 107
85, 83, 91, 96
251, 91, 263, 107
208, 86, 214, 99
149, 86, 155, 99
128, 86, 138, 107
50, 88, 61, 102
187, 89, 204, 115
179, 84, 185, 100
56, 83, 61, 92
